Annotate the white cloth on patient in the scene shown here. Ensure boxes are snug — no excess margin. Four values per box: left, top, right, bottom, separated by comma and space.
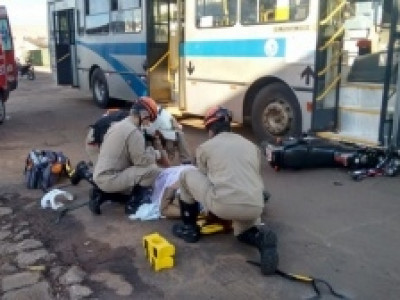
129, 165, 195, 220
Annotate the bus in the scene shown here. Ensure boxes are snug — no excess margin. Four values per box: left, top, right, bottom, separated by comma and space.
0, 5, 17, 124
47, 0, 391, 144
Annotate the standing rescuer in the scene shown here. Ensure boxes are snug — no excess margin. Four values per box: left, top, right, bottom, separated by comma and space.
92, 97, 162, 214
172, 106, 279, 275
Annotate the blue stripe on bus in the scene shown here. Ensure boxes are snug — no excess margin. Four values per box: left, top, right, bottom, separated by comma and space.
76, 41, 148, 97
183, 39, 286, 57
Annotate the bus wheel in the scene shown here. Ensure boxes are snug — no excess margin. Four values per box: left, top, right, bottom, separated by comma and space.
0, 97, 5, 124
91, 68, 110, 108
251, 83, 302, 143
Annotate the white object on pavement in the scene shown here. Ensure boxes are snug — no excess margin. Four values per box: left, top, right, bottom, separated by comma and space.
40, 188, 74, 210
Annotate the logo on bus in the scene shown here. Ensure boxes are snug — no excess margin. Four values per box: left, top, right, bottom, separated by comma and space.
264, 39, 279, 57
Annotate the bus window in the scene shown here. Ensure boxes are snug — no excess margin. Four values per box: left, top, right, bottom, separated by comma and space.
241, 0, 309, 25
111, 0, 142, 33
196, 0, 237, 28
151, 0, 170, 43
85, 0, 110, 34
0, 19, 12, 51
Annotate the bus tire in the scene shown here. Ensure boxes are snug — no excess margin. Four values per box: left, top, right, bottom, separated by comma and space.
0, 97, 5, 124
251, 82, 302, 143
91, 68, 110, 108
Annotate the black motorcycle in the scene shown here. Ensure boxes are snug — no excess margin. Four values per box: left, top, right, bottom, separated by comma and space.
18, 61, 35, 80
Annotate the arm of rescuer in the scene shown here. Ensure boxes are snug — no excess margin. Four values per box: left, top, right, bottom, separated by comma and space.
195, 144, 208, 175
256, 145, 270, 202
127, 129, 160, 166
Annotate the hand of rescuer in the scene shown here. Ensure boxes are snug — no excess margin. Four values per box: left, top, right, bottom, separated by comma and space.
145, 146, 161, 160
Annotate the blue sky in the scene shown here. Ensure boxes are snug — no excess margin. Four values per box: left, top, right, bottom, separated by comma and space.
2, 0, 47, 27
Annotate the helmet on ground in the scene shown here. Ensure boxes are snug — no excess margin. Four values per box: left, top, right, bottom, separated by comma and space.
204, 106, 232, 129
131, 96, 158, 122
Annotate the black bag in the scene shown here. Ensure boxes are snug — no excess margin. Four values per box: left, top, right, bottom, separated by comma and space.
266, 137, 380, 170
90, 109, 129, 145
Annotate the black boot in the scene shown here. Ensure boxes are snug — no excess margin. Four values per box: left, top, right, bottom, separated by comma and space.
125, 196, 141, 215
172, 200, 201, 243
89, 187, 105, 215
70, 161, 92, 185
237, 226, 278, 275
125, 185, 153, 215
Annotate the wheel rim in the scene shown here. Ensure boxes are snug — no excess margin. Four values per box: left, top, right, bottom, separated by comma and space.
94, 79, 106, 103
262, 98, 293, 135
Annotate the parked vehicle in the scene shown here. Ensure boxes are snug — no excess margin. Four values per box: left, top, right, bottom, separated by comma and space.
0, 41, 6, 123
17, 60, 35, 80
0, 5, 17, 124
47, 0, 398, 148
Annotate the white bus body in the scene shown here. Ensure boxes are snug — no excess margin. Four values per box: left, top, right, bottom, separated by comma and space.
48, 0, 347, 142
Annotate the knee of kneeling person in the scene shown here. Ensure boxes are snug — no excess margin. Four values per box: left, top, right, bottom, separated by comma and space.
178, 168, 194, 186
139, 164, 162, 186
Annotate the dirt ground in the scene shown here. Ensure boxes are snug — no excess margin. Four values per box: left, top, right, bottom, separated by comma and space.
1, 69, 400, 299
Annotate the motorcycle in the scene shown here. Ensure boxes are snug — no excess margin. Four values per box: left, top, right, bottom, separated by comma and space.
17, 61, 35, 80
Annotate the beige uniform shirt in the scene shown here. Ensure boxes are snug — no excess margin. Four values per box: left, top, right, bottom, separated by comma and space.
94, 117, 157, 178
196, 132, 264, 208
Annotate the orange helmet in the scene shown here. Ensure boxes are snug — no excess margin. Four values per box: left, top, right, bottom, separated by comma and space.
131, 96, 158, 122
204, 106, 232, 128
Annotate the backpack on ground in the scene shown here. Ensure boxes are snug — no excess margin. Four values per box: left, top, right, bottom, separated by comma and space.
90, 109, 129, 145
24, 150, 70, 191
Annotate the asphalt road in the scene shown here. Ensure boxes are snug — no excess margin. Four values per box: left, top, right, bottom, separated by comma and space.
0, 69, 399, 299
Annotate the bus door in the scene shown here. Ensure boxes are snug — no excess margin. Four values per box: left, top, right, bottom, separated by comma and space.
311, 0, 346, 131
53, 9, 77, 86
146, 0, 178, 102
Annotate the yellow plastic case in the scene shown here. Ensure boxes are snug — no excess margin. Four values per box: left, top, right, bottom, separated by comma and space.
143, 233, 175, 271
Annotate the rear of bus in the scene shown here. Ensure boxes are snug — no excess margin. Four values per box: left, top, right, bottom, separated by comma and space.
0, 5, 17, 101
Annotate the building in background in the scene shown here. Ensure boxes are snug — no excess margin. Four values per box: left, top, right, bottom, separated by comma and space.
12, 25, 49, 66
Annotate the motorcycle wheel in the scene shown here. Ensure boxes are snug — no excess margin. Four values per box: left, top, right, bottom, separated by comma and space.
28, 70, 35, 80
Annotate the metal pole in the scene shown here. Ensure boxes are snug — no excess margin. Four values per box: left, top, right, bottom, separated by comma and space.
392, 56, 400, 148
378, 0, 397, 145
391, 0, 400, 148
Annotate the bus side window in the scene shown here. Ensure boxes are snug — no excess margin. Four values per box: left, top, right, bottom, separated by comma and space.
241, 0, 257, 24
196, 0, 237, 28
241, 0, 276, 24
289, 0, 309, 21
111, 0, 142, 33
260, 4, 276, 22
240, 0, 309, 25
85, 0, 110, 35
260, 0, 276, 22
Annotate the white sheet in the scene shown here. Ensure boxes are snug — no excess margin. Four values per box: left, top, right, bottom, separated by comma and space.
128, 165, 195, 220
